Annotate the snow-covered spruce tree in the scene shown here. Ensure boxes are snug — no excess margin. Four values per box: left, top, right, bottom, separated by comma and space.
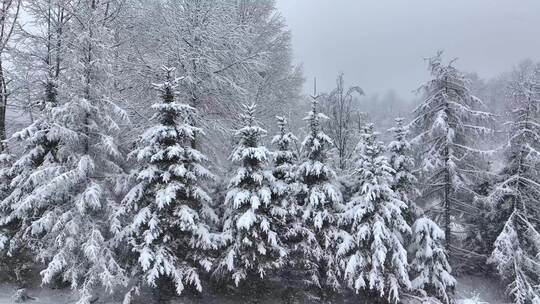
294, 98, 344, 293
216, 104, 286, 286
119, 67, 218, 297
388, 117, 421, 225
271, 116, 299, 231
0, 0, 68, 250
1, 1, 129, 303
410, 51, 494, 251
387, 118, 455, 302
487, 61, 540, 304
410, 217, 456, 304
0, 102, 61, 236
270, 115, 304, 295
337, 123, 410, 303
0, 131, 53, 283
0, 0, 68, 279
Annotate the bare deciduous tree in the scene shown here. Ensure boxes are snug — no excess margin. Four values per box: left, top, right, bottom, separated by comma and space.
321, 72, 363, 170
0, 0, 20, 150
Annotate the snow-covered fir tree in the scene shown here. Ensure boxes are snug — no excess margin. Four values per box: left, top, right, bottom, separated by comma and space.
216, 104, 286, 286
1, 1, 129, 302
0, 107, 60, 238
410, 51, 494, 251
270, 115, 305, 293
410, 217, 456, 304
0, 0, 67, 276
337, 123, 410, 303
486, 61, 540, 304
387, 118, 455, 303
119, 67, 218, 297
270, 116, 299, 235
388, 117, 421, 224
294, 98, 344, 293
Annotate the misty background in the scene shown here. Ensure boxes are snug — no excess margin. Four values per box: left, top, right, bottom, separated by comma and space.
276, 0, 540, 100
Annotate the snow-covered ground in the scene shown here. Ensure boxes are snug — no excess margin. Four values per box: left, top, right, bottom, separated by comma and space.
454, 275, 509, 304
0, 283, 72, 304
0, 275, 509, 304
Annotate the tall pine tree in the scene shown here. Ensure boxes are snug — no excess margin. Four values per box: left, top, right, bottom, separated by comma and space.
216, 104, 286, 286
119, 67, 218, 296
294, 98, 344, 293
410, 51, 494, 252
271, 116, 299, 238
1, 1, 129, 302
337, 124, 410, 303
387, 118, 455, 303
487, 61, 540, 304
388, 117, 421, 224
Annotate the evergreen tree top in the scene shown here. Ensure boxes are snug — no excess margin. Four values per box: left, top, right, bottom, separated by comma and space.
413, 52, 494, 131
235, 104, 266, 137
387, 118, 415, 176
136, 67, 205, 163
272, 116, 298, 148
388, 117, 408, 144
231, 103, 269, 165
357, 123, 385, 160
410, 52, 495, 180
301, 98, 332, 161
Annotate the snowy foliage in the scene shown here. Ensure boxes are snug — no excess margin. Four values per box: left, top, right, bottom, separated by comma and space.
293, 98, 344, 292
119, 67, 218, 295
0, 147, 13, 249
410, 217, 456, 304
271, 116, 299, 235
486, 61, 540, 304
410, 51, 494, 249
124, 0, 302, 160
0, 0, 535, 302
216, 104, 286, 286
490, 211, 540, 304
0, 147, 12, 201
272, 116, 298, 186
388, 117, 421, 223
337, 124, 411, 303
320, 73, 364, 170
1, 1, 130, 303
387, 118, 455, 302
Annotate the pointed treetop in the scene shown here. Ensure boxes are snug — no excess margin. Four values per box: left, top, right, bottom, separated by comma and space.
161, 65, 176, 74
153, 66, 180, 100
426, 50, 458, 74
361, 123, 377, 140
303, 98, 329, 131
275, 115, 287, 134
310, 97, 318, 113
394, 117, 405, 127
241, 103, 257, 127
389, 117, 408, 140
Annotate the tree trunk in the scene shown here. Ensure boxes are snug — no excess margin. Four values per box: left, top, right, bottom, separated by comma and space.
443, 76, 451, 250
444, 147, 451, 250
0, 57, 7, 152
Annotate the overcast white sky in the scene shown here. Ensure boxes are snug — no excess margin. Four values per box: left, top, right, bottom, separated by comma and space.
275, 0, 540, 99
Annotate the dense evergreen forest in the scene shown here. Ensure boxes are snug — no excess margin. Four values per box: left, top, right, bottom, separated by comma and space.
0, 1, 538, 304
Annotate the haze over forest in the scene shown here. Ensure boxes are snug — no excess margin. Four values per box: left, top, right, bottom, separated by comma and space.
277, 0, 540, 99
